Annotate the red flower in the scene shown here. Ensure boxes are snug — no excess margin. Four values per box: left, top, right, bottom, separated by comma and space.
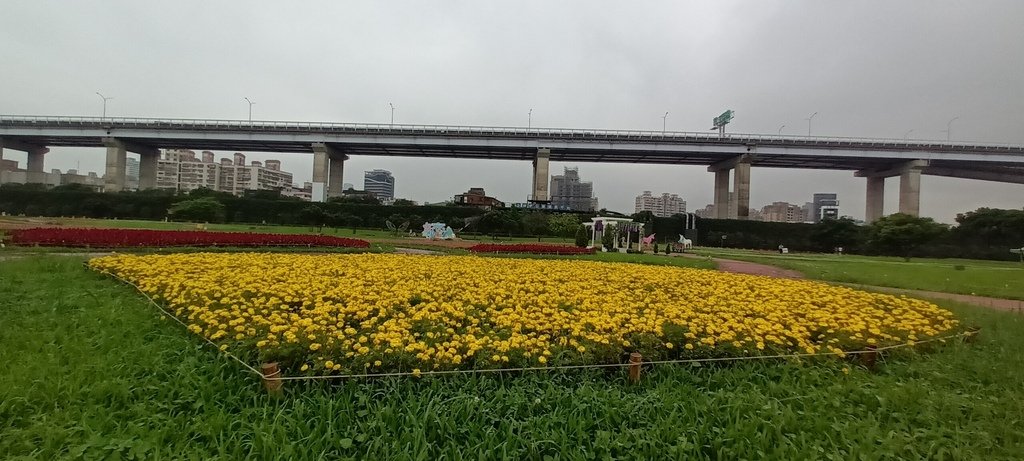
7, 228, 370, 248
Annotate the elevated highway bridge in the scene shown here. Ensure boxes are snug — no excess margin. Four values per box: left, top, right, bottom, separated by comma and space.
2, 115, 1022, 221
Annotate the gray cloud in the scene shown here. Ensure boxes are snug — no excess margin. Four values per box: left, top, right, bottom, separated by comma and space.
2, 0, 1022, 222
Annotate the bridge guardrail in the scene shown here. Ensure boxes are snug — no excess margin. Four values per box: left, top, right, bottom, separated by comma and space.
1, 115, 1022, 152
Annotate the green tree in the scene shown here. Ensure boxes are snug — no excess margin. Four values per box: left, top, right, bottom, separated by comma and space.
574, 225, 590, 247
521, 212, 551, 236
865, 213, 949, 260
167, 197, 226, 223
809, 217, 864, 252
601, 226, 616, 251
478, 210, 521, 235
298, 205, 328, 230
550, 213, 582, 238
393, 198, 416, 206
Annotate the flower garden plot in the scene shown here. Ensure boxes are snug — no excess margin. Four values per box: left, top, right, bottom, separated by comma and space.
9, 227, 370, 248
467, 243, 594, 255
89, 253, 959, 377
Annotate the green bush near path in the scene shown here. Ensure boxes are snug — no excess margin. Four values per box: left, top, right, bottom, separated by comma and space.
697, 249, 1024, 300
2, 256, 1023, 459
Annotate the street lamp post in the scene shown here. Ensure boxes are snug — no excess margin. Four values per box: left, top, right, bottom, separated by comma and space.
389, 102, 395, 125
528, 108, 533, 129
95, 92, 113, 118
661, 111, 669, 134
244, 97, 255, 122
805, 112, 818, 136
903, 129, 914, 140
944, 117, 959, 141
778, 124, 785, 135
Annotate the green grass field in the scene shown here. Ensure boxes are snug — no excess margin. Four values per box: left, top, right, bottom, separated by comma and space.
2, 256, 1023, 459
696, 248, 1024, 300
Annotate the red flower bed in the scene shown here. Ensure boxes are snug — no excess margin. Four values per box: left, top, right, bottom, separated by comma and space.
7, 228, 370, 248
467, 243, 594, 255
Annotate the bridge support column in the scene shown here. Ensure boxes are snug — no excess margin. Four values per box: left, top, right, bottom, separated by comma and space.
139, 153, 159, 190
25, 147, 49, 184
855, 159, 928, 219
734, 161, 751, 220
311, 143, 336, 202
328, 153, 347, 199
708, 155, 752, 219
865, 176, 885, 223
899, 167, 922, 217
104, 140, 127, 192
713, 170, 729, 218
530, 148, 551, 202
103, 138, 160, 192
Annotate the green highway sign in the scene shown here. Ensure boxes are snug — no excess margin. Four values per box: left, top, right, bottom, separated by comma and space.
713, 110, 734, 128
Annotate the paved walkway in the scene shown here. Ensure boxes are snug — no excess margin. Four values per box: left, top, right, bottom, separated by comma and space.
687, 253, 1024, 313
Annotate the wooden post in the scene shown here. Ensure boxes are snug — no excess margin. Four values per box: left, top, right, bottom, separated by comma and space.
861, 346, 877, 371
965, 327, 981, 344
628, 352, 642, 384
261, 362, 283, 396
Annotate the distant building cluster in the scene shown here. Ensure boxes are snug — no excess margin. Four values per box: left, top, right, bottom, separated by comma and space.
0, 158, 106, 191
550, 167, 598, 212
634, 191, 686, 217
156, 150, 295, 195
694, 192, 842, 223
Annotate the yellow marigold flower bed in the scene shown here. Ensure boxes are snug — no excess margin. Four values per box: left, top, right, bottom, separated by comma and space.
89, 253, 958, 375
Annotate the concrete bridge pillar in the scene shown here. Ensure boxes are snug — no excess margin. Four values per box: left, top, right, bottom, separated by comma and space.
328, 153, 348, 199
103, 138, 160, 192
25, 146, 49, 184
139, 153, 159, 190
855, 159, 927, 219
864, 176, 885, 222
0, 138, 50, 183
103, 139, 128, 192
708, 155, 752, 219
530, 148, 551, 202
899, 167, 922, 216
713, 170, 730, 218
311, 143, 345, 202
734, 161, 751, 220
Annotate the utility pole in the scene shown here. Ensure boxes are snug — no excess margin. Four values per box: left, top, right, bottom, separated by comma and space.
661, 111, 669, 134
806, 112, 818, 136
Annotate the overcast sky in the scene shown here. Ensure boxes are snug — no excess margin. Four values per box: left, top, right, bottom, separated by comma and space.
2, 1, 1022, 222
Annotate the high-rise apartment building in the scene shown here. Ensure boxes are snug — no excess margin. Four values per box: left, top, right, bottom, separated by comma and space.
364, 169, 395, 200
550, 167, 598, 212
156, 149, 293, 194
760, 201, 805, 223
125, 157, 140, 190
634, 191, 686, 217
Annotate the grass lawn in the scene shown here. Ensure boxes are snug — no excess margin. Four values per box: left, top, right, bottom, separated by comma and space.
2, 256, 1023, 459
695, 248, 1024, 300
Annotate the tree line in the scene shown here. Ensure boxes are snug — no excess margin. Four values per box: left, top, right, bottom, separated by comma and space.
2, 183, 1021, 260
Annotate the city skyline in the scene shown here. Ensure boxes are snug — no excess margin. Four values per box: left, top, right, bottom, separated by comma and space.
2, 1, 1023, 222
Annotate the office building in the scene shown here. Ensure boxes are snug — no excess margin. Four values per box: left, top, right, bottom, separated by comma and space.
364, 169, 395, 200
810, 193, 840, 222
